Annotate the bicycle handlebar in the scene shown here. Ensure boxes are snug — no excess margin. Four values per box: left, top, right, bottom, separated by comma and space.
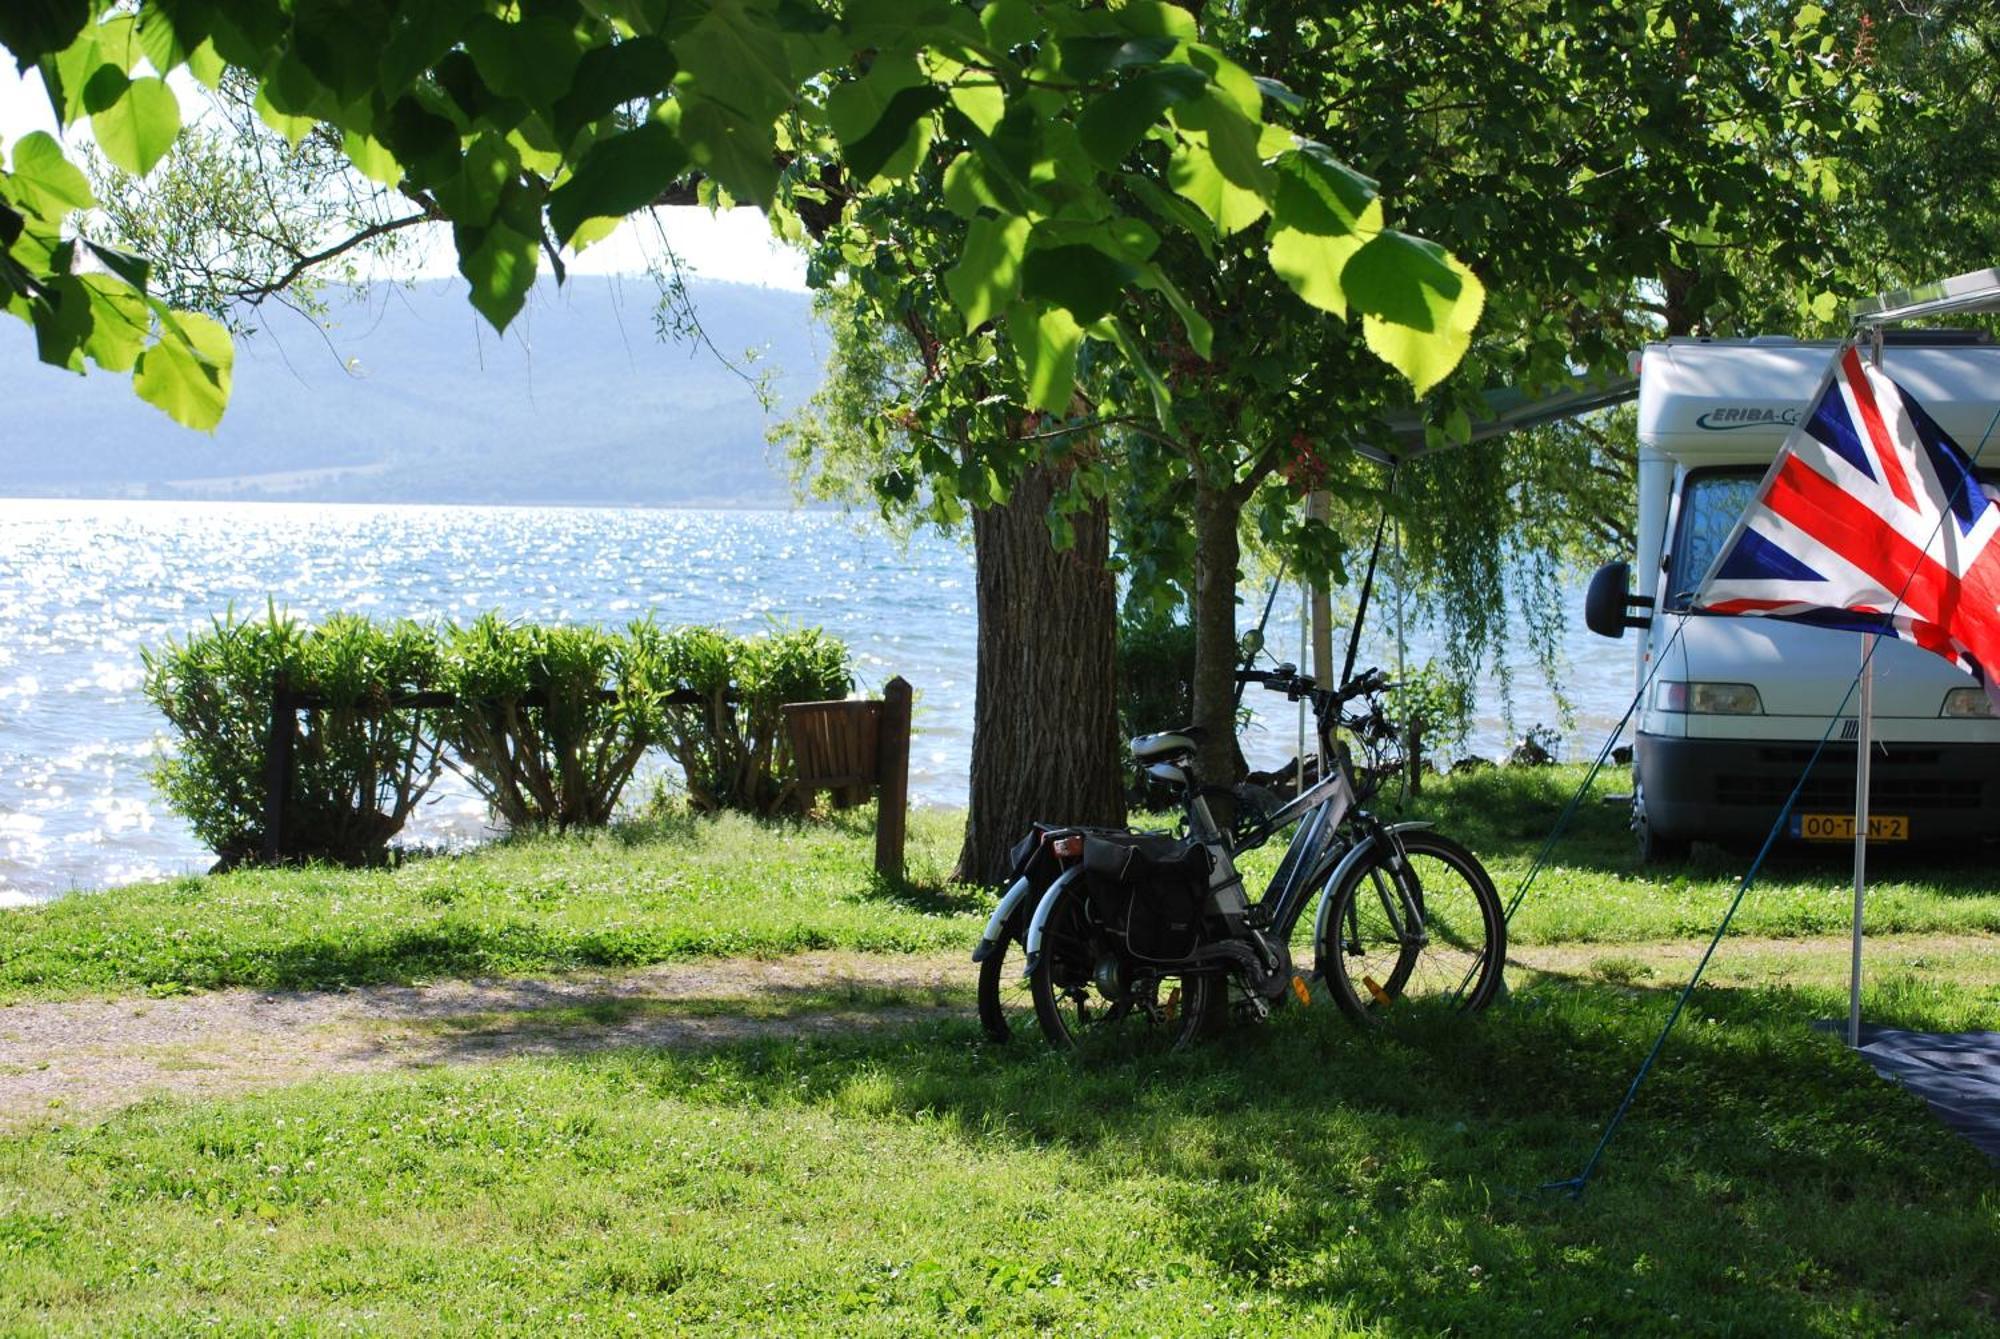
1235, 663, 1390, 710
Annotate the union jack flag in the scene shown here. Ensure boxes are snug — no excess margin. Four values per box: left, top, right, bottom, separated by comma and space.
1692, 345, 2000, 688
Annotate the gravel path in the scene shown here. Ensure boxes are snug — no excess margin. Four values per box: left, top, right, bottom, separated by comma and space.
0, 951, 969, 1130
1, 933, 1991, 1130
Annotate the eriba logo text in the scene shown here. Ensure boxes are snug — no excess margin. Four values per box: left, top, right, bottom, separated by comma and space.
1696, 406, 1801, 431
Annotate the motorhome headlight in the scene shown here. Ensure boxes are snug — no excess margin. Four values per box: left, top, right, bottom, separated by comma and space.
1655, 681, 1764, 714
1941, 687, 1996, 719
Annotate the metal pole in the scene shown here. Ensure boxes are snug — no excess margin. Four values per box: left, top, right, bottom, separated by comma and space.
1299, 577, 1310, 787
1850, 639, 1873, 1047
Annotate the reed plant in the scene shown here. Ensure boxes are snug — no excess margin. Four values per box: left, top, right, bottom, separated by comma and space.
142, 606, 444, 868
440, 614, 669, 830
655, 624, 853, 815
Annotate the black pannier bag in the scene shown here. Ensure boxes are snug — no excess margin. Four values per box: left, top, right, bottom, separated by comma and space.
1080, 832, 1211, 961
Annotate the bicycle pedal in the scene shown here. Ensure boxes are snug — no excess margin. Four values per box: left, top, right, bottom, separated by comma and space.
1290, 975, 1312, 1007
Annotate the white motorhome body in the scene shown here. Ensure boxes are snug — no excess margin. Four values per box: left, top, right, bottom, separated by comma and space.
1594, 336, 2000, 858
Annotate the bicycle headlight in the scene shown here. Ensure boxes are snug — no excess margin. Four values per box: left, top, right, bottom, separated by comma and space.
1654, 681, 1763, 715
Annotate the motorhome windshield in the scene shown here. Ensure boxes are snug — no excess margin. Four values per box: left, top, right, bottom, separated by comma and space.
1664, 462, 2000, 610
1665, 467, 1762, 609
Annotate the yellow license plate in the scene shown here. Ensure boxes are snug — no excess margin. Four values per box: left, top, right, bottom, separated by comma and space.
1790, 813, 1909, 842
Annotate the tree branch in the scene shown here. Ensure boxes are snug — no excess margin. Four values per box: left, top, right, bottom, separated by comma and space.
233, 210, 435, 305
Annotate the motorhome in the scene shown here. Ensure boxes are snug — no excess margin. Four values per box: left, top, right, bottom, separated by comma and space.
1584, 333, 2000, 860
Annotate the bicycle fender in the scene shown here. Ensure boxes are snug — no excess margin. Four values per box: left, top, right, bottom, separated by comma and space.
971, 875, 1033, 964
1309, 821, 1435, 953
1022, 865, 1086, 974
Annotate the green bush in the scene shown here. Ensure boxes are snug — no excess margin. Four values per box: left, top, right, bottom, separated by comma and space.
1386, 658, 1475, 757
1117, 612, 1195, 740
440, 614, 670, 830
143, 607, 444, 869
655, 625, 852, 815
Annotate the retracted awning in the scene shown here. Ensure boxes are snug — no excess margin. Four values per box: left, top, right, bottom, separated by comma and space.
1365, 372, 1639, 463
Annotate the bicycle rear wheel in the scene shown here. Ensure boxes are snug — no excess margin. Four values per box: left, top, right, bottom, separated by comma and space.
1315, 829, 1504, 1023
1029, 881, 1215, 1052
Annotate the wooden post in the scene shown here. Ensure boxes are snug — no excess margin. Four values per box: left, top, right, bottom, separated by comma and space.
874, 677, 912, 882
261, 672, 294, 864
1406, 716, 1425, 797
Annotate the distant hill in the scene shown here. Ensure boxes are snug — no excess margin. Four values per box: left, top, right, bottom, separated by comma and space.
0, 277, 821, 507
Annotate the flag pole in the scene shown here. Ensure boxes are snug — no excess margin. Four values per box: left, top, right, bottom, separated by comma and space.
1849, 635, 1872, 1048
1849, 328, 1888, 1048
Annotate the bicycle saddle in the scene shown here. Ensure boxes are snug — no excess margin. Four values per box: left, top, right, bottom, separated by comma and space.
1130, 725, 1206, 762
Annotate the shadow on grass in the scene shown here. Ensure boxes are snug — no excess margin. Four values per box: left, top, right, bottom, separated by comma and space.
552, 973, 1998, 1332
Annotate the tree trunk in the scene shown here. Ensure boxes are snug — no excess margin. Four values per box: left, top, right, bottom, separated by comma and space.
955, 462, 1125, 884
1190, 475, 1244, 792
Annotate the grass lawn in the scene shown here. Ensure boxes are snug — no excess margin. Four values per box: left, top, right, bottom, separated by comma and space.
4, 765, 1998, 1003
3, 965, 1995, 1334
1, 764, 1996, 1332
0, 809, 980, 1002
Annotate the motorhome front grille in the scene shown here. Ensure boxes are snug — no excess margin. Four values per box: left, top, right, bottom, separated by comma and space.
1713, 756, 1984, 811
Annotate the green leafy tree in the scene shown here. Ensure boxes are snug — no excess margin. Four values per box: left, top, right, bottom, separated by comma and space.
0, 0, 1480, 434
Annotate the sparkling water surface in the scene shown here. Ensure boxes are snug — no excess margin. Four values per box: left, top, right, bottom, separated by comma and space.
0, 499, 1626, 904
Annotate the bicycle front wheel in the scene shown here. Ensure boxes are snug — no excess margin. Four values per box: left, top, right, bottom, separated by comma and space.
1315, 829, 1505, 1023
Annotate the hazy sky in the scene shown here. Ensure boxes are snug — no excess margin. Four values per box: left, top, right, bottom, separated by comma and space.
0, 64, 807, 290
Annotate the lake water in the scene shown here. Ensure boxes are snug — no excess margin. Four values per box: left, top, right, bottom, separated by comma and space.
0, 499, 1633, 904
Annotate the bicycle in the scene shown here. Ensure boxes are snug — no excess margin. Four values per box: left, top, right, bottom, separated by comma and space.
973, 663, 1506, 1050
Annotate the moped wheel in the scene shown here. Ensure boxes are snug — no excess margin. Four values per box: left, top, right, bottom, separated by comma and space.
1028, 882, 1214, 1052
976, 929, 1039, 1043
1316, 830, 1505, 1024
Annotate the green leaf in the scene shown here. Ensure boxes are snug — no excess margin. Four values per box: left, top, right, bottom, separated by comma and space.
1105, 2, 1199, 40
546, 120, 687, 244
842, 85, 944, 183
379, 0, 483, 96
78, 272, 148, 372
1021, 242, 1137, 326
463, 14, 584, 107
1270, 143, 1376, 236
455, 216, 539, 331
31, 274, 92, 370
672, 0, 797, 127
551, 37, 677, 145
1268, 197, 1382, 318
941, 150, 1013, 218
980, 0, 1039, 48
254, 85, 313, 149
1360, 251, 1484, 396
6, 131, 92, 218
1168, 129, 1264, 234
0, 0, 89, 68
678, 98, 778, 207
1136, 268, 1211, 358
433, 132, 518, 229
83, 239, 149, 292
826, 51, 924, 144
1344, 230, 1461, 330
1008, 301, 1084, 414
1077, 64, 1206, 171
135, 6, 196, 76
133, 308, 232, 431
91, 74, 180, 176
944, 213, 1030, 334
185, 38, 223, 89
343, 131, 402, 188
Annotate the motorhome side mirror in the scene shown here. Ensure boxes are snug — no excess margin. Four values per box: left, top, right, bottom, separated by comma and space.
1584, 562, 1654, 638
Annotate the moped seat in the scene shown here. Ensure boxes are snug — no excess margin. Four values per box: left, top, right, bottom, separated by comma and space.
1131, 725, 1205, 762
